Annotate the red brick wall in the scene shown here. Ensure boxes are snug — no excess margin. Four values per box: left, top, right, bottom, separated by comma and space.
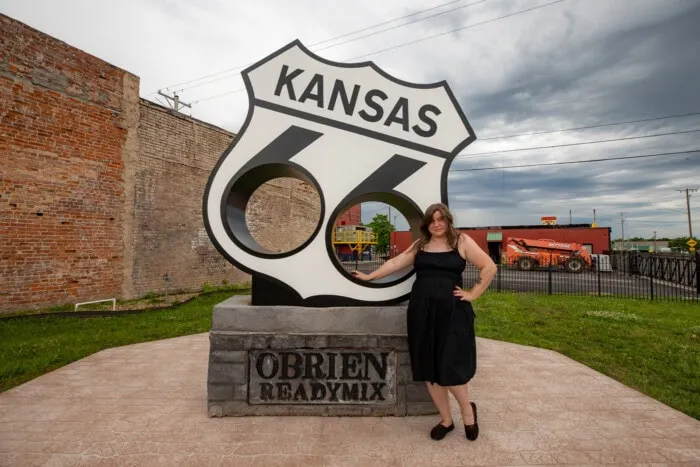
133, 103, 323, 296
0, 14, 140, 312
336, 205, 361, 226
0, 14, 325, 313
132, 101, 250, 296
246, 178, 321, 254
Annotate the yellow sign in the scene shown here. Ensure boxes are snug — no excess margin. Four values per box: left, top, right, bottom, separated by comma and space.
688, 238, 697, 248
690, 247, 696, 253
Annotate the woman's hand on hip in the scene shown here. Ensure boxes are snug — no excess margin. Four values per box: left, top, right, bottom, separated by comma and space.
453, 285, 475, 302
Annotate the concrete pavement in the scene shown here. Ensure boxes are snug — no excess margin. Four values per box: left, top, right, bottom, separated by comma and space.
1, 334, 698, 466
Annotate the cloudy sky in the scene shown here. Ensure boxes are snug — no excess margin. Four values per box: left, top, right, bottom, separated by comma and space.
3, 0, 699, 239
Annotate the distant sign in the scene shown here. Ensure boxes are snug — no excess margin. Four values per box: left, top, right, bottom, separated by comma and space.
687, 238, 697, 248
541, 216, 557, 225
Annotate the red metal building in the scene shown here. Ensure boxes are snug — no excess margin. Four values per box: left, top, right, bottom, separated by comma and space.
390, 223, 611, 261
336, 205, 361, 226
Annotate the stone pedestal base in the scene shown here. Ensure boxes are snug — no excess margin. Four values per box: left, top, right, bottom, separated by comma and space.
207, 295, 437, 417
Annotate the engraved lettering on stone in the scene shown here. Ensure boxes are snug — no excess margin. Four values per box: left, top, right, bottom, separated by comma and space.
248, 349, 396, 405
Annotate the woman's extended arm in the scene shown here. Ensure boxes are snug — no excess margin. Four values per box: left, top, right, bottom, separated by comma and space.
352, 240, 419, 281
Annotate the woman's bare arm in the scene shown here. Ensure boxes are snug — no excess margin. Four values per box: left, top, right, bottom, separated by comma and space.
459, 233, 497, 299
353, 240, 419, 281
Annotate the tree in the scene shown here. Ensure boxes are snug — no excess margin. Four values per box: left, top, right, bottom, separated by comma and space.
668, 237, 697, 252
368, 213, 395, 255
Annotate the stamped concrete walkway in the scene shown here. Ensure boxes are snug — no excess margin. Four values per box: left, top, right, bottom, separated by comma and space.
0, 334, 698, 466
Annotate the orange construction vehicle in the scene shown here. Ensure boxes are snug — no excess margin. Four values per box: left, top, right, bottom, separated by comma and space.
505, 237, 592, 273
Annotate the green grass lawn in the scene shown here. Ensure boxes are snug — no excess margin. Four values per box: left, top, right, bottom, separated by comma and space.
1, 291, 698, 420
0, 290, 236, 393
474, 293, 700, 420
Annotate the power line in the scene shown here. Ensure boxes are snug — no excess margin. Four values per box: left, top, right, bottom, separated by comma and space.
480, 111, 700, 141
459, 128, 700, 158
450, 149, 700, 172
314, 0, 491, 54
149, 0, 485, 95
189, 0, 566, 104
657, 207, 686, 214
624, 219, 694, 224
174, 0, 491, 94
309, 0, 469, 48
348, 0, 567, 61
195, 88, 246, 104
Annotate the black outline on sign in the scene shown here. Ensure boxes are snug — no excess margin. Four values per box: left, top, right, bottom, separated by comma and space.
326, 155, 426, 289
220, 125, 325, 259
202, 39, 476, 306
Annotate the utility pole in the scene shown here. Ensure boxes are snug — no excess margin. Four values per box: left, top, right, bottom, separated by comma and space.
569, 209, 572, 224
676, 188, 697, 238
619, 212, 626, 250
157, 90, 192, 112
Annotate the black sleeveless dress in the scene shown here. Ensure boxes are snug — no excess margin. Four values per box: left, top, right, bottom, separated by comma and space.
406, 247, 477, 386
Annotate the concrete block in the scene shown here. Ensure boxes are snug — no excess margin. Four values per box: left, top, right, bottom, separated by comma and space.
209, 351, 247, 363
300, 335, 329, 348
266, 334, 311, 349
406, 382, 433, 403
208, 384, 235, 401
377, 335, 409, 350
206, 300, 432, 417
398, 364, 413, 384
212, 296, 408, 334
208, 363, 245, 384
327, 335, 378, 348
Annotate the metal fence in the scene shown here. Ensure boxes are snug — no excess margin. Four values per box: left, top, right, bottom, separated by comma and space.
339, 251, 700, 302
464, 251, 699, 302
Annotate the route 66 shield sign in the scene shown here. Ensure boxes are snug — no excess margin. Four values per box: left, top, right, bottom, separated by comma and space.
203, 40, 475, 306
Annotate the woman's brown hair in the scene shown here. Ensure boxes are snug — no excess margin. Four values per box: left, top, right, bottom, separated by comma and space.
410, 203, 461, 252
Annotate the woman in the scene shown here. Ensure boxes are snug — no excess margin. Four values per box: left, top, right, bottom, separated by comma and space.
353, 203, 497, 441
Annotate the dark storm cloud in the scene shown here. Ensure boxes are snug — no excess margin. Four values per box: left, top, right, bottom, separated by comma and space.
449, 152, 699, 205
437, 2, 700, 237
464, 3, 700, 127
590, 6, 700, 119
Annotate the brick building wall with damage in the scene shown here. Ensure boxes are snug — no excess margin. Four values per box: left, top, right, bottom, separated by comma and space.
132, 101, 246, 296
0, 14, 140, 313
0, 14, 321, 312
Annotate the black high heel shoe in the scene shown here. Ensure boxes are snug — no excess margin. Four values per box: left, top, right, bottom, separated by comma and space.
430, 421, 454, 440
464, 402, 479, 441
